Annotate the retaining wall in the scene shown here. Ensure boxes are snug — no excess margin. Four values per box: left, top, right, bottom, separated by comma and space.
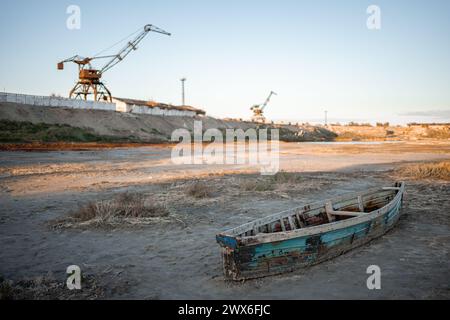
0, 92, 199, 117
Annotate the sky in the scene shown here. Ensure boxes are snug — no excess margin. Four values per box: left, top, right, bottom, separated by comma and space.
0, 0, 449, 124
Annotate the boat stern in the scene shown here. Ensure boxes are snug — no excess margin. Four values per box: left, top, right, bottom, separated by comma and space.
216, 234, 242, 280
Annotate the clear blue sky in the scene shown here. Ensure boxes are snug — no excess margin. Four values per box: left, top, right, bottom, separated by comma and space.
1, 0, 449, 124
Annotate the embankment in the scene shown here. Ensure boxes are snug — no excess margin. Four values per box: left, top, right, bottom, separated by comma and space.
0, 102, 336, 145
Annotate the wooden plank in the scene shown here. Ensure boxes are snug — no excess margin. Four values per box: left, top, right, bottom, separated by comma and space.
358, 195, 365, 212
327, 200, 366, 217
288, 216, 296, 230
296, 212, 305, 228
325, 202, 336, 222
329, 211, 365, 217
280, 219, 286, 231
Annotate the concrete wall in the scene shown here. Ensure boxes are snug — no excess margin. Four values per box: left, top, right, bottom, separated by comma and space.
112, 98, 197, 117
113, 99, 132, 113
0, 92, 117, 111
0, 92, 200, 118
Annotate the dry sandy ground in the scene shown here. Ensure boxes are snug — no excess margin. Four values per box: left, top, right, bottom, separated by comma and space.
0, 141, 449, 299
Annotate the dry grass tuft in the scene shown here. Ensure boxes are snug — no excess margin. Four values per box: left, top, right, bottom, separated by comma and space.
271, 171, 302, 184
398, 161, 450, 180
240, 171, 302, 192
0, 273, 104, 300
240, 179, 274, 192
52, 192, 170, 229
185, 181, 211, 198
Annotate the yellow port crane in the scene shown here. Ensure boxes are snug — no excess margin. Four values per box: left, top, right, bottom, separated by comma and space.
250, 91, 277, 123
57, 24, 171, 102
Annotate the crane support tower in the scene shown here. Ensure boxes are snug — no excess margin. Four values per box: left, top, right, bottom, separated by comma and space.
250, 91, 277, 123
57, 24, 171, 102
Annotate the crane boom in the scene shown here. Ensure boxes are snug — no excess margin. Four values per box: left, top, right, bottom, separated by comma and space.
100, 24, 171, 74
260, 91, 277, 111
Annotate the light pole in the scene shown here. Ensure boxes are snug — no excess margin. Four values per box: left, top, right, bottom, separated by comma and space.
324, 110, 328, 126
180, 78, 186, 106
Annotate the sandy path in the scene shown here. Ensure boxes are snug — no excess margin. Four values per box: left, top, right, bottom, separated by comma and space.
0, 141, 449, 299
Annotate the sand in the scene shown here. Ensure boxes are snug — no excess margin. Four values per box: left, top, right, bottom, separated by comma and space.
0, 141, 449, 299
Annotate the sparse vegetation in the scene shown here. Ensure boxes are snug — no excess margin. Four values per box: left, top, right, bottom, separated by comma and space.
0, 120, 131, 143
346, 122, 373, 127
398, 161, 450, 180
239, 172, 302, 192
271, 171, 302, 184
185, 181, 211, 198
51, 192, 169, 229
240, 179, 275, 192
141, 127, 163, 135
334, 132, 375, 141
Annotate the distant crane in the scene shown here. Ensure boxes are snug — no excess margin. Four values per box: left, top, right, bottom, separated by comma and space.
57, 24, 171, 102
250, 91, 277, 123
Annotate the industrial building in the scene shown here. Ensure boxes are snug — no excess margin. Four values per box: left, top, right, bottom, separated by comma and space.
1, 92, 206, 118
113, 97, 205, 117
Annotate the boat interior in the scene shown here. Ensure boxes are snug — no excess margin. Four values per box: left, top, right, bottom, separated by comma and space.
226, 182, 404, 238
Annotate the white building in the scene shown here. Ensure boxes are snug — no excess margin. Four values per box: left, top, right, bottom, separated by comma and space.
0, 92, 206, 117
113, 97, 205, 117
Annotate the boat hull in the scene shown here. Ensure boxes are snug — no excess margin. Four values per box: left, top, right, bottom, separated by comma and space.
217, 184, 404, 280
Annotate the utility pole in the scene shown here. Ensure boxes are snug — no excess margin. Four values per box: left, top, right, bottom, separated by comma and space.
180, 78, 186, 106
324, 110, 328, 126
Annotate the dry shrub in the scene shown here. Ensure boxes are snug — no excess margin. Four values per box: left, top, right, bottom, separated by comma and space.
271, 171, 302, 184
53, 192, 169, 228
0, 274, 104, 300
398, 161, 450, 180
240, 179, 274, 192
186, 181, 211, 198
73, 193, 168, 221
240, 171, 302, 192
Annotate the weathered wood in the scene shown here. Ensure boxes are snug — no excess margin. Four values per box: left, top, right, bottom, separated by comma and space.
329, 211, 365, 217
325, 202, 336, 222
288, 216, 296, 230
216, 182, 405, 280
225, 189, 395, 237
296, 212, 305, 228
358, 195, 364, 212
280, 219, 286, 231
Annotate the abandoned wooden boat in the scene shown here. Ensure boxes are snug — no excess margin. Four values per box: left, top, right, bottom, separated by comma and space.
216, 182, 405, 280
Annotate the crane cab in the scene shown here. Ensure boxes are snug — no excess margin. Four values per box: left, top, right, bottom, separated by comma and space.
79, 69, 101, 82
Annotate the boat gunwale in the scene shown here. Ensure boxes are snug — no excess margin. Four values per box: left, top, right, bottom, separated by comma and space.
218, 182, 405, 247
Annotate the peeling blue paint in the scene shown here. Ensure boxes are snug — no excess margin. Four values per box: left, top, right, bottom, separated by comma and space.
216, 235, 238, 249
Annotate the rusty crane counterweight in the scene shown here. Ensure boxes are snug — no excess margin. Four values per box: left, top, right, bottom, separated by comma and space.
57, 24, 171, 102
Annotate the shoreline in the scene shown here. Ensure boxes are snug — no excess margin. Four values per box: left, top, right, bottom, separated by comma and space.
1, 138, 449, 152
